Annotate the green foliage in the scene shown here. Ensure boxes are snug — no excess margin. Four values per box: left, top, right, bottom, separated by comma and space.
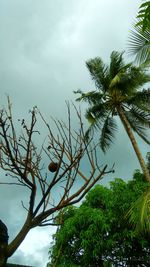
129, 24, 150, 66
47, 174, 150, 266
129, 1, 150, 65
127, 155, 150, 234
136, 1, 150, 31
128, 188, 150, 233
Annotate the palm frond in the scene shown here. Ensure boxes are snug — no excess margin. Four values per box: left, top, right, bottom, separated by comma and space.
85, 101, 110, 119
109, 72, 123, 89
127, 88, 150, 108
86, 110, 96, 124
109, 64, 149, 95
109, 51, 126, 78
136, 1, 150, 31
127, 188, 150, 233
84, 105, 107, 141
74, 90, 104, 105
130, 106, 150, 128
86, 57, 109, 92
100, 117, 117, 153
108, 51, 148, 94
125, 111, 150, 144
120, 66, 150, 95
84, 104, 110, 142
128, 24, 150, 65
108, 62, 129, 88
84, 126, 94, 142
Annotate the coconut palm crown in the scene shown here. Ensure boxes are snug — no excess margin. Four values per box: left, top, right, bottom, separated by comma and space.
75, 51, 150, 181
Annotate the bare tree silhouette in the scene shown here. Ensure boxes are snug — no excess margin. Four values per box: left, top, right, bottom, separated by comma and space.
0, 99, 113, 266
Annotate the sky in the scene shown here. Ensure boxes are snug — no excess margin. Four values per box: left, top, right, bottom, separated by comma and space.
0, 0, 148, 266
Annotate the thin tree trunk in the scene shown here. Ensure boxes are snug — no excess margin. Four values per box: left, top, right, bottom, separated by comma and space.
117, 106, 150, 182
0, 243, 8, 267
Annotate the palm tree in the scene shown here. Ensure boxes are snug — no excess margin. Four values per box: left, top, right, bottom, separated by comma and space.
75, 51, 150, 182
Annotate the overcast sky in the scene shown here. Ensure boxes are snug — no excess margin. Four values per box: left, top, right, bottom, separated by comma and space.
0, 1, 148, 267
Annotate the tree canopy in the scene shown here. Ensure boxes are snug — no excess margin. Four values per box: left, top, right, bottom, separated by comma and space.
48, 172, 150, 267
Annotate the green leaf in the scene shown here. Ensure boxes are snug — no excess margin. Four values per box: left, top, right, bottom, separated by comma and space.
128, 188, 150, 233
128, 23, 150, 65
124, 110, 150, 144
100, 117, 117, 152
86, 57, 110, 92
140, 1, 150, 8
109, 51, 126, 78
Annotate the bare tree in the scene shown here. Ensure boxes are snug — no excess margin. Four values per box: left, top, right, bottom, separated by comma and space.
0, 99, 114, 266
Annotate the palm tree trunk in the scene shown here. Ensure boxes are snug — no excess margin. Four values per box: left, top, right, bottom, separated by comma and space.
117, 106, 150, 182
